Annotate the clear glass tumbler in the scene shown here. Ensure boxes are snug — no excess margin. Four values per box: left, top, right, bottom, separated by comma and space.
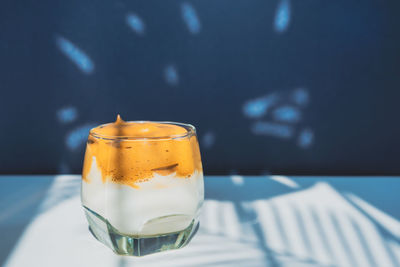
81, 116, 204, 256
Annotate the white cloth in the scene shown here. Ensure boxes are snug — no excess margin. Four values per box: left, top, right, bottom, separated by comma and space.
4, 175, 400, 267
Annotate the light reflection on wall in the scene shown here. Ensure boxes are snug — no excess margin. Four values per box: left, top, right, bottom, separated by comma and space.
243, 94, 278, 119
126, 13, 145, 35
201, 131, 216, 149
181, 2, 201, 34
56, 106, 78, 124
297, 128, 314, 149
58, 161, 71, 174
164, 64, 179, 86
274, 0, 291, 33
272, 105, 301, 123
251, 121, 294, 139
291, 88, 309, 107
65, 123, 97, 151
244, 88, 314, 149
55, 36, 94, 74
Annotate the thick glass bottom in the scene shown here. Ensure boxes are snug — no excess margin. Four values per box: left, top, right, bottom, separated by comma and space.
83, 206, 198, 256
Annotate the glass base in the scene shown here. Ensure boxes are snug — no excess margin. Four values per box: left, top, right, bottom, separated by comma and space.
83, 206, 198, 256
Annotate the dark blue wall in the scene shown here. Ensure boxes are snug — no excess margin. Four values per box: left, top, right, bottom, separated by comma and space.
1, 0, 399, 175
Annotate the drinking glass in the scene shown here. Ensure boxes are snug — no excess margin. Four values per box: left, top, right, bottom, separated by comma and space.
81, 116, 204, 256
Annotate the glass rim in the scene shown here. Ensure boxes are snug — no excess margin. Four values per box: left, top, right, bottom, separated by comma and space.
89, 121, 196, 141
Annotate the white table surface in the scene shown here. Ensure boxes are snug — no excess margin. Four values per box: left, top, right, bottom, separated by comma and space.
0, 175, 399, 267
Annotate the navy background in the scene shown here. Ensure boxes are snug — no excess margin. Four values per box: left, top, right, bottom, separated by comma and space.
0, 0, 399, 175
